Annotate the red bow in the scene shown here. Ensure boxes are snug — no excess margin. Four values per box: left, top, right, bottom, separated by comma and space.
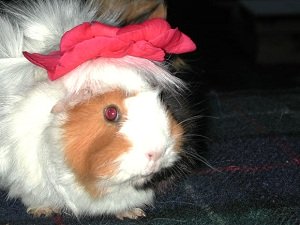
23, 18, 196, 81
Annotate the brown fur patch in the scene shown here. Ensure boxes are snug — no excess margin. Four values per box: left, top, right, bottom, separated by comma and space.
148, 3, 167, 20
169, 114, 184, 153
123, 0, 167, 23
95, 0, 166, 24
62, 90, 132, 197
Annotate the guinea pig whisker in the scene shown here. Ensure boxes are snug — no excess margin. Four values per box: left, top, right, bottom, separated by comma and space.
173, 164, 192, 178
182, 151, 217, 172
177, 114, 207, 126
183, 133, 212, 141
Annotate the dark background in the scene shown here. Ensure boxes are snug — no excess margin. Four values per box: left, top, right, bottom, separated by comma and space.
166, 0, 300, 92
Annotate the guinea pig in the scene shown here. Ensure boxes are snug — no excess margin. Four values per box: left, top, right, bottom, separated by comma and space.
1, 80, 183, 219
0, 0, 198, 220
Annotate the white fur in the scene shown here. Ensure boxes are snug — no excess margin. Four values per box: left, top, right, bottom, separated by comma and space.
0, 0, 185, 217
61, 56, 186, 96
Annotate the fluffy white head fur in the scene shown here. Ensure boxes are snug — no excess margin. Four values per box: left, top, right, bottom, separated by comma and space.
60, 56, 185, 97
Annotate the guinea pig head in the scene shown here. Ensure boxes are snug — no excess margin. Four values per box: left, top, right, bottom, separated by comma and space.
61, 89, 184, 196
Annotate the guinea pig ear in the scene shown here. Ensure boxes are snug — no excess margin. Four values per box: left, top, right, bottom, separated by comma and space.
51, 89, 94, 114
51, 100, 67, 114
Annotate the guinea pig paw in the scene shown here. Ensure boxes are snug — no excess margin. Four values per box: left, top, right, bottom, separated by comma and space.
27, 207, 61, 218
115, 208, 146, 220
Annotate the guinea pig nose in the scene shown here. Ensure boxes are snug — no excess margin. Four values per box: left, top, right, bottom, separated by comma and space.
146, 151, 162, 161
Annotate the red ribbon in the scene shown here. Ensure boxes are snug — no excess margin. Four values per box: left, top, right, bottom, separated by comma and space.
23, 18, 196, 81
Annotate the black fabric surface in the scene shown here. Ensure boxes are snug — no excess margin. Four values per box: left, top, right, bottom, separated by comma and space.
1, 86, 299, 225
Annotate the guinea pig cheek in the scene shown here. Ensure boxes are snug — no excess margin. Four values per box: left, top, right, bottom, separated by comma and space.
169, 113, 184, 161
62, 92, 131, 198
115, 103, 184, 183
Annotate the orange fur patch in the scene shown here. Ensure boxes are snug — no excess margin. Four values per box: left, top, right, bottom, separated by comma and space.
169, 113, 184, 153
62, 90, 132, 197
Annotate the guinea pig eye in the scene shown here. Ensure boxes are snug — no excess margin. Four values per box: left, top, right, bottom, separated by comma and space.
104, 105, 120, 122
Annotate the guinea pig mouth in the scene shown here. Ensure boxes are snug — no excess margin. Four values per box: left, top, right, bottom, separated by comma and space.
134, 166, 178, 191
